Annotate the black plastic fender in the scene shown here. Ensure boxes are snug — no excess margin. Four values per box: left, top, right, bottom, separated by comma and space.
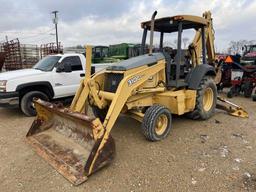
186, 64, 216, 90
16, 81, 55, 98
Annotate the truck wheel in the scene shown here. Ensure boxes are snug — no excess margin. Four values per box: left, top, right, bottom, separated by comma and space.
20, 91, 49, 116
227, 90, 233, 98
252, 95, 256, 101
188, 76, 217, 120
252, 87, 256, 101
142, 104, 172, 141
227, 85, 240, 98
243, 81, 253, 98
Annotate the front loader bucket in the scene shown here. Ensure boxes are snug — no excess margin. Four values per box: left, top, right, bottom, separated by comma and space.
26, 99, 115, 185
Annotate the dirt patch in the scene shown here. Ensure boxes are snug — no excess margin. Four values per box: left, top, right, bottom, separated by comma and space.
0, 93, 256, 191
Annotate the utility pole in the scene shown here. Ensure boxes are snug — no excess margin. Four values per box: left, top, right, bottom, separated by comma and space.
52, 11, 59, 53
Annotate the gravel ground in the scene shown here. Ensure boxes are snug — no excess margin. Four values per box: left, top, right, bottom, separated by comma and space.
0, 93, 256, 192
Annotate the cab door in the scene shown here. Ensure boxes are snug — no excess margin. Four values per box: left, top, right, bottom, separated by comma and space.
53, 56, 84, 98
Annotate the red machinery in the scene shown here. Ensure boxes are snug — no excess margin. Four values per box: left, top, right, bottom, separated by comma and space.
226, 56, 256, 101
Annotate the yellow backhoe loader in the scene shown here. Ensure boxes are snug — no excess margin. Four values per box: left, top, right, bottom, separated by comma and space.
26, 11, 248, 185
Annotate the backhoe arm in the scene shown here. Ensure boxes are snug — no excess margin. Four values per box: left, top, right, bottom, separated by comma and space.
217, 96, 249, 118
190, 11, 215, 66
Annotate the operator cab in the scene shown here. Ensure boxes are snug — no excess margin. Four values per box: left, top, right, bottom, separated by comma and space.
141, 12, 208, 88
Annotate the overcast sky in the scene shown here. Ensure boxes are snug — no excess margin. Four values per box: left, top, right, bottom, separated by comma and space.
0, 0, 255, 52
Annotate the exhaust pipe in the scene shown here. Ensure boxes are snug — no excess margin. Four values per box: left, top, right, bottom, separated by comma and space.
149, 11, 157, 55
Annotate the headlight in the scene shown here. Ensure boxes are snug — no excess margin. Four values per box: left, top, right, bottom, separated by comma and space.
0, 80, 7, 92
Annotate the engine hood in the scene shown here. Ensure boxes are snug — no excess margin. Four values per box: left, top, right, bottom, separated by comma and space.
0, 69, 45, 81
106, 53, 165, 71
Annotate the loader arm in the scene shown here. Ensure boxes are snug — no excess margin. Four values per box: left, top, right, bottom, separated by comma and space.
83, 60, 166, 174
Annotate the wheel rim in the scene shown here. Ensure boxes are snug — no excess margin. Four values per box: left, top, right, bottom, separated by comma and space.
203, 87, 214, 112
31, 102, 35, 109
155, 114, 168, 135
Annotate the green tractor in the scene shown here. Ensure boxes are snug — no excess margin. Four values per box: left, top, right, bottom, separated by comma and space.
92, 43, 142, 63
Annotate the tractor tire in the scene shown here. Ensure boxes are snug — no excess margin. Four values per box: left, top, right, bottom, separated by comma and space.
252, 87, 256, 101
142, 104, 172, 141
227, 85, 240, 98
243, 81, 253, 98
227, 88, 234, 98
227, 90, 233, 98
187, 76, 217, 120
92, 106, 108, 122
252, 95, 256, 101
20, 91, 49, 116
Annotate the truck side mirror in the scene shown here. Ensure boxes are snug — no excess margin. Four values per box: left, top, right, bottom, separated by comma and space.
56, 64, 64, 73
56, 63, 72, 73
63, 63, 72, 73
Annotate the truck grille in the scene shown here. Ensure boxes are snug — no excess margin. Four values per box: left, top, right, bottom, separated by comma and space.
104, 73, 124, 93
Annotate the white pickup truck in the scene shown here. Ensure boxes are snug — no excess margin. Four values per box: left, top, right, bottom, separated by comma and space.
0, 53, 108, 116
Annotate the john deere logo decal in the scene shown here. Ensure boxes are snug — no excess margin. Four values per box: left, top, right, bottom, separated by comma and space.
128, 75, 143, 86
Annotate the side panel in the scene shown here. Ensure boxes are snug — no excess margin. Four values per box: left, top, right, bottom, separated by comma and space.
6, 72, 52, 92
53, 68, 83, 98
154, 90, 196, 115
53, 55, 84, 98
127, 89, 196, 115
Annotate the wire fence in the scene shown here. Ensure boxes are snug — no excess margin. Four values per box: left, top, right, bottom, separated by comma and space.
0, 38, 63, 71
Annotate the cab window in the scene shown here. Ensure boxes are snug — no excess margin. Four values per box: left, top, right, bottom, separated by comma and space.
61, 56, 82, 71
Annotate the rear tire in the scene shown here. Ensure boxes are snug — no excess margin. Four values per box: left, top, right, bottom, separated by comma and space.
142, 104, 172, 141
20, 91, 49, 116
187, 76, 217, 120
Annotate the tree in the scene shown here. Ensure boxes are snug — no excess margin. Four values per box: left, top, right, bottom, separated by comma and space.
76, 45, 83, 49
227, 40, 256, 55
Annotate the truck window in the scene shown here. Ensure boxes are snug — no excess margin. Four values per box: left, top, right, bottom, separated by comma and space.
33, 56, 61, 71
61, 56, 83, 71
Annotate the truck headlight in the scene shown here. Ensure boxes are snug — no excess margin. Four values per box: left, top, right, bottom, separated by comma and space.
0, 80, 7, 92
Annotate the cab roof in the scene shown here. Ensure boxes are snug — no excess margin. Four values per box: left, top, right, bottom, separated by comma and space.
141, 15, 208, 33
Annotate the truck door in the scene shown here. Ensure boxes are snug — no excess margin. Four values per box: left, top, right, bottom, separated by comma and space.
53, 56, 84, 98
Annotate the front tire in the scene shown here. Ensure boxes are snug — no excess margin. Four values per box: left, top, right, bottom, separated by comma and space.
142, 104, 172, 141
20, 91, 49, 116
188, 76, 217, 120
